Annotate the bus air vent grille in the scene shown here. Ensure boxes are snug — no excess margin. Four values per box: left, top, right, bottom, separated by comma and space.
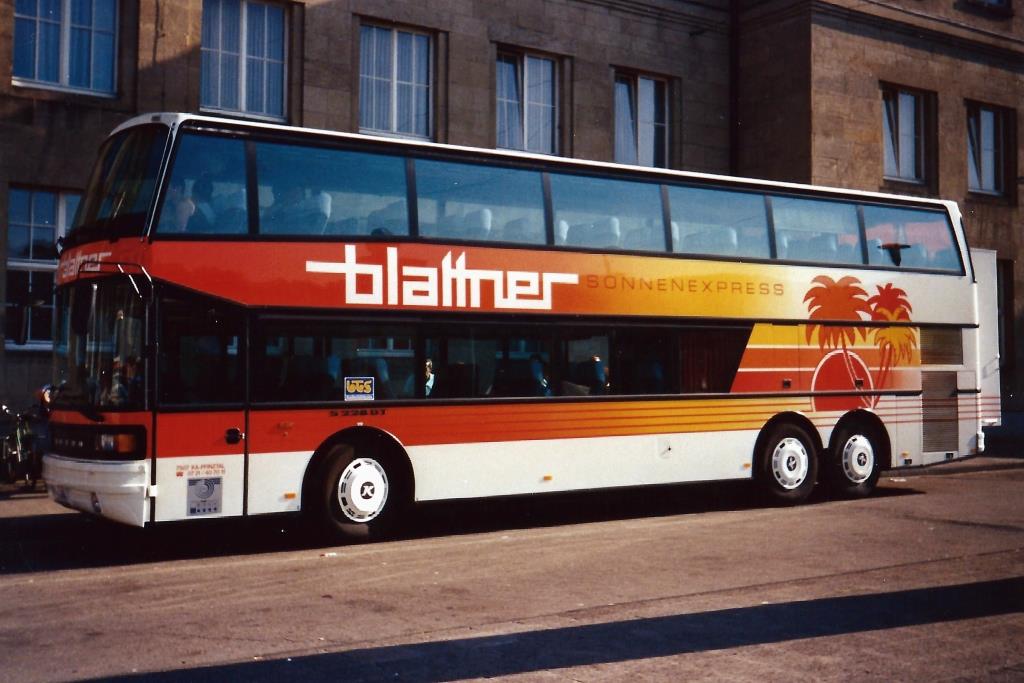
921, 371, 958, 453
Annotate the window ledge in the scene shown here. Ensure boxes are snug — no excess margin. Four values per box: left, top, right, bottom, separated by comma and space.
359, 128, 433, 142
4, 341, 53, 353
881, 178, 934, 197
199, 107, 287, 124
966, 190, 1013, 206
12, 78, 117, 99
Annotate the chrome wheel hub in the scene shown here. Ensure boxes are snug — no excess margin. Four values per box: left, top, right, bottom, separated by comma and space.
841, 435, 874, 484
337, 458, 389, 522
771, 437, 810, 490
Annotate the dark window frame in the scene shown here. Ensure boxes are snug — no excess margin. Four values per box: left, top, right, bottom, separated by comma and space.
881, 83, 938, 196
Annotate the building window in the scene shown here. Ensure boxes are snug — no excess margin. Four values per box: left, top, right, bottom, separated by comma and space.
614, 73, 667, 168
359, 24, 432, 139
496, 52, 557, 155
882, 86, 925, 183
201, 0, 286, 119
967, 102, 1007, 195
6, 188, 80, 347
13, 0, 117, 94
964, 0, 1013, 15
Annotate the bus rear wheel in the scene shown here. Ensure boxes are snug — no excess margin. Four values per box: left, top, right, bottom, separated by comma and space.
757, 423, 818, 505
315, 442, 408, 542
826, 424, 882, 498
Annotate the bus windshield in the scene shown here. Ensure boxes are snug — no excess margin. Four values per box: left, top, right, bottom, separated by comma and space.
67, 124, 169, 247
53, 279, 147, 412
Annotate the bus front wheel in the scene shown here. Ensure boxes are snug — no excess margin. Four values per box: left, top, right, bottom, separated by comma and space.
315, 442, 408, 542
757, 423, 818, 505
826, 424, 882, 498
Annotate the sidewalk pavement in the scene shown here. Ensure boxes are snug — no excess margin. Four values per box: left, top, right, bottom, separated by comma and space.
982, 410, 1024, 460
885, 455, 1024, 478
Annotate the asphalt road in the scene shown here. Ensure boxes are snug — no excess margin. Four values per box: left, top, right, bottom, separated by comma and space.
1, 458, 1023, 682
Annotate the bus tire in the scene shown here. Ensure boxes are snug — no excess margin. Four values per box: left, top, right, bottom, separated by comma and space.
826, 424, 882, 498
757, 422, 818, 505
315, 442, 409, 542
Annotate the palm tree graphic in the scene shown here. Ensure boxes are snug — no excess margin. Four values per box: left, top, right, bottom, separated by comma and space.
803, 275, 871, 387
867, 283, 917, 395
803, 276, 916, 409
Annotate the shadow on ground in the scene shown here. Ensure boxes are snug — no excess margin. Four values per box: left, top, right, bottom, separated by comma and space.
0, 479, 919, 575
96, 576, 1023, 682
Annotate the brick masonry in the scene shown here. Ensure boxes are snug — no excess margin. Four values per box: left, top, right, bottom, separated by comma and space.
0, 0, 1021, 409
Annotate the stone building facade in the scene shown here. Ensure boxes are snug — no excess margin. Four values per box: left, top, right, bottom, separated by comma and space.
0, 0, 1021, 411
737, 0, 1023, 409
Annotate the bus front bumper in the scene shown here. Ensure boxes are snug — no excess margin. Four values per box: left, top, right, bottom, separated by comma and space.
42, 454, 150, 527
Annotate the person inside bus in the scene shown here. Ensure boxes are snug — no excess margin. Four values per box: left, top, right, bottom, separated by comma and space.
424, 358, 436, 397
529, 354, 552, 397
187, 176, 217, 233
264, 179, 331, 234
161, 179, 195, 232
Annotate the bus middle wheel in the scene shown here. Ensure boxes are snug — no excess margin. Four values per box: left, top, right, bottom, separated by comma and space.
757, 422, 818, 505
316, 442, 407, 542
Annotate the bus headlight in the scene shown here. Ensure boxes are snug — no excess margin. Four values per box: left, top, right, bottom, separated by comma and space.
97, 433, 138, 454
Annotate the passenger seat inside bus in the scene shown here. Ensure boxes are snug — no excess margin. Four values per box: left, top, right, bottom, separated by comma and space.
502, 217, 543, 244
623, 223, 665, 251
567, 217, 620, 248
681, 227, 738, 255
461, 209, 493, 241
367, 200, 408, 236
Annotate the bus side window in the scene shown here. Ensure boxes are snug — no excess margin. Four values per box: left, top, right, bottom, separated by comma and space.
564, 335, 610, 396
771, 196, 861, 265
255, 141, 409, 238
863, 205, 960, 272
668, 186, 770, 259
550, 173, 663, 252
156, 134, 248, 236
614, 330, 676, 395
414, 159, 545, 245
158, 295, 244, 405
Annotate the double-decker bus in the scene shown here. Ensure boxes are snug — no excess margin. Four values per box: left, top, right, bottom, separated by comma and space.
42, 113, 1001, 539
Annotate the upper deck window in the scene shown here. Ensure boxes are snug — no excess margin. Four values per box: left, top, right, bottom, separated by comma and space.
155, 133, 248, 235
256, 141, 408, 237
137, 124, 965, 277
863, 205, 960, 272
549, 172, 665, 251
667, 185, 770, 259
70, 124, 167, 244
415, 159, 545, 244
772, 197, 862, 265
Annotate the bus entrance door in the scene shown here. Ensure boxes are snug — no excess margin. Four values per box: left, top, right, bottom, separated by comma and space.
152, 411, 247, 522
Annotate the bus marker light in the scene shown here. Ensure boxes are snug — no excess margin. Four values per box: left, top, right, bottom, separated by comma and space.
284, 492, 297, 500
543, 475, 553, 481
743, 463, 751, 470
